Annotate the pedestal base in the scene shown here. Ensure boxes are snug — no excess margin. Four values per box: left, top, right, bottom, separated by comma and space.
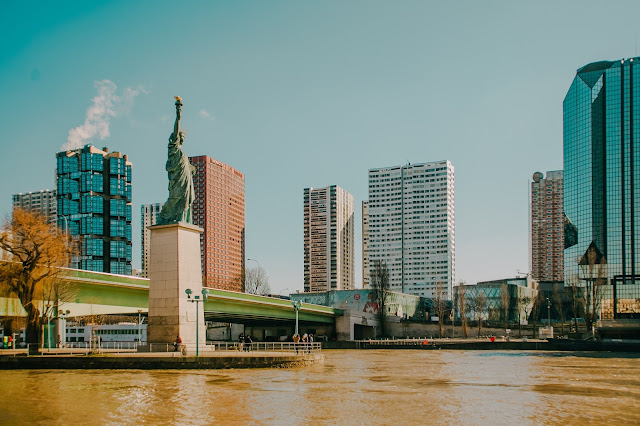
147, 222, 206, 347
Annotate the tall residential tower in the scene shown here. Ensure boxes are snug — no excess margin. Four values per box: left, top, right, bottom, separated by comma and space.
362, 200, 370, 288
531, 170, 564, 282
367, 161, 455, 299
303, 185, 354, 292
141, 202, 164, 278
56, 145, 132, 274
12, 189, 57, 224
190, 155, 245, 291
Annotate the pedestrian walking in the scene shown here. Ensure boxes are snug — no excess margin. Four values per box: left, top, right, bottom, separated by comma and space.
244, 334, 252, 352
238, 333, 244, 352
174, 335, 182, 352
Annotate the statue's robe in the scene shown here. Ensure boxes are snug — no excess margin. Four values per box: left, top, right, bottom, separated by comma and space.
158, 134, 195, 224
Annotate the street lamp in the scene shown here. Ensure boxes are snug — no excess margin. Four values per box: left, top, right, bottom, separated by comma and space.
45, 303, 52, 351
291, 300, 302, 336
279, 288, 290, 298
137, 309, 143, 344
546, 297, 551, 330
186, 288, 209, 356
57, 310, 70, 348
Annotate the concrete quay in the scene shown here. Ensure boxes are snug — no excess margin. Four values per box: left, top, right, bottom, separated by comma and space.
0, 351, 324, 370
323, 338, 640, 352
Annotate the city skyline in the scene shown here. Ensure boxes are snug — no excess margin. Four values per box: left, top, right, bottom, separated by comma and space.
2, 1, 640, 294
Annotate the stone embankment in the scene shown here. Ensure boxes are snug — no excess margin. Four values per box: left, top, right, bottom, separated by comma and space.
323, 339, 640, 352
0, 352, 324, 370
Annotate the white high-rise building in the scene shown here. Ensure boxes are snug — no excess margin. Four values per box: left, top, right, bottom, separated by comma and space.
141, 203, 164, 278
303, 185, 354, 292
362, 201, 370, 288
12, 190, 57, 224
368, 161, 455, 299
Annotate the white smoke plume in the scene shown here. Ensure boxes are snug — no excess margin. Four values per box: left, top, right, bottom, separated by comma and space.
62, 80, 142, 151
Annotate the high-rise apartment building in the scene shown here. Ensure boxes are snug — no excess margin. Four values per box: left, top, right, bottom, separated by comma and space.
368, 161, 455, 299
189, 155, 245, 291
564, 58, 640, 318
141, 203, 164, 278
362, 200, 370, 288
303, 185, 354, 292
12, 189, 57, 224
56, 145, 132, 275
531, 170, 564, 281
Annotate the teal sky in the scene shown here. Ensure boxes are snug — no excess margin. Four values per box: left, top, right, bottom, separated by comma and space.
1, 1, 639, 294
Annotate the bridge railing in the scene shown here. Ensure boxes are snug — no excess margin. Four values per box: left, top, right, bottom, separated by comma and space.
208, 341, 322, 354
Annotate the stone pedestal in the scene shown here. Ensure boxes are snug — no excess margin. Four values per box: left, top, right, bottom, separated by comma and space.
147, 222, 205, 347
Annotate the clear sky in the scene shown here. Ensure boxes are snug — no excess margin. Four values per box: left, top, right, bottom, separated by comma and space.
1, 1, 639, 294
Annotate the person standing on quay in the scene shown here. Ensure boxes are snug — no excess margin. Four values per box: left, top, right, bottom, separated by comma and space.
238, 333, 244, 352
293, 333, 300, 354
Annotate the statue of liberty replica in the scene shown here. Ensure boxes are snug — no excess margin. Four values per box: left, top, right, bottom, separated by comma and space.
147, 97, 205, 348
158, 97, 196, 224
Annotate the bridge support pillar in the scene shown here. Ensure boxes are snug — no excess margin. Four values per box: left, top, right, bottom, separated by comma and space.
147, 222, 205, 349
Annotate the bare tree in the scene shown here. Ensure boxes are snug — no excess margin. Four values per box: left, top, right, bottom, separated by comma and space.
244, 266, 271, 295
565, 272, 583, 333
469, 292, 487, 334
530, 290, 545, 338
370, 259, 390, 337
551, 282, 565, 336
500, 283, 510, 329
433, 281, 448, 338
457, 283, 469, 338
0, 209, 71, 344
580, 243, 606, 333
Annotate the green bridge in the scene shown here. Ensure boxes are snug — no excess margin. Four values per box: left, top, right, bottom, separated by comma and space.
0, 269, 340, 326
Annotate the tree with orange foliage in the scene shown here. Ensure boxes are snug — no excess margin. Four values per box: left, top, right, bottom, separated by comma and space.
0, 208, 72, 345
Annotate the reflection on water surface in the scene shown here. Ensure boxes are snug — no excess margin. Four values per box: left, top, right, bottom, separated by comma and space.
1, 350, 638, 425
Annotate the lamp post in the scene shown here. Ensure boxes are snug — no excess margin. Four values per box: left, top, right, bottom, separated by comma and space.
186, 288, 209, 356
546, 297, 551, 329
291, 300, 302, 336
137, 309, 143, 344
45, 303, 52, 351
279, 288, 290, 298
57, 310, 70, 348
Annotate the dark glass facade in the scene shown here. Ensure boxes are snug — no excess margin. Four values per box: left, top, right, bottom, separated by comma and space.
564, 58, 640, 318
56, 145, 132, 275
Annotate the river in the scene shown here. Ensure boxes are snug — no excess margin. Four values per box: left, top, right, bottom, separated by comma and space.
1, 350, 639, 425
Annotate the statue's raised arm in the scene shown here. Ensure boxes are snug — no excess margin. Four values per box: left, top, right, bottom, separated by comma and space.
158, 96, 196, 225
172, 96, 182, 141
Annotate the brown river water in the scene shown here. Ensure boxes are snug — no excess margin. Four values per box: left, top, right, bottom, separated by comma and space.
1, 350, 639, 425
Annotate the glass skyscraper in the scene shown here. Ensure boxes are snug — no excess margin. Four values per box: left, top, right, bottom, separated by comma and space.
56, 145, 132, 275
564, 58, 640, 318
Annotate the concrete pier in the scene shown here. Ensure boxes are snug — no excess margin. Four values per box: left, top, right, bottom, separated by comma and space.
0, 352, 324, 370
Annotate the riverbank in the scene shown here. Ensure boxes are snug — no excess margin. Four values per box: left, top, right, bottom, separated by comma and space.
0, 351, 324, 370
323, 338, 640, 352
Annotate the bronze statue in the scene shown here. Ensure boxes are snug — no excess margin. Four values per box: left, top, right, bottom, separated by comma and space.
158, 97, 196, 224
